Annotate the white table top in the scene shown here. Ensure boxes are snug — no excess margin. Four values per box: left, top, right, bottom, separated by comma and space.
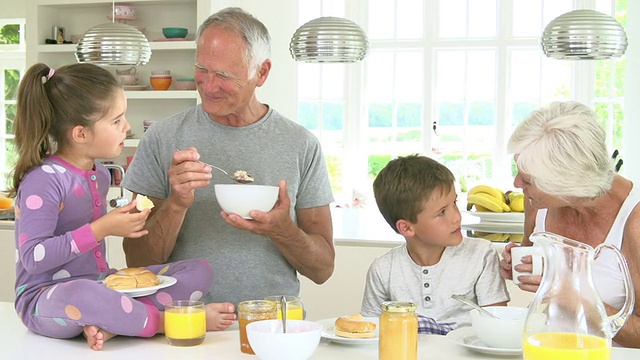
1, 302, 638, 359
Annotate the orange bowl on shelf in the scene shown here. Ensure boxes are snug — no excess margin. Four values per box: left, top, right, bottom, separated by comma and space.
150, 76, 172, 91
0, 198, 13, 209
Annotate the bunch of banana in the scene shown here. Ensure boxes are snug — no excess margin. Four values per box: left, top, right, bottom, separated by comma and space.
506, 191, 525, 212
466, 185, 511, 213
466, 231, 524, 243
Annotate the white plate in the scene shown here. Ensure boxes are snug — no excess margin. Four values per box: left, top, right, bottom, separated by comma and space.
124, 85, 149, 91
462, 222, 524, 234
463, 211, 524, 223
446, 327, 522, 356
114, 275, 177, 297
317, 317, 379, 345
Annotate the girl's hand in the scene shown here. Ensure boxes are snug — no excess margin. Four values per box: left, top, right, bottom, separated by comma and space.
91, 200, 151, 239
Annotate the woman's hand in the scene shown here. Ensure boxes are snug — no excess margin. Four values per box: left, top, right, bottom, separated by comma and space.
500, 242, 542, 293
499, 242, 517, 281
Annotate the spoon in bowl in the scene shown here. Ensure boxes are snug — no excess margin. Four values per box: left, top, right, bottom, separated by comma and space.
451, 294, 500, 319
280, 296, 287, 333
176, 148, 254, 184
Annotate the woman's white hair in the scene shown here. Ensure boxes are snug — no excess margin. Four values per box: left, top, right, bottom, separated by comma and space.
196, 7, 271, 76
507, 101, 615, 200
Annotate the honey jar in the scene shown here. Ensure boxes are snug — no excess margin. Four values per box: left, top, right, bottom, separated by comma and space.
379, 301, 418, 360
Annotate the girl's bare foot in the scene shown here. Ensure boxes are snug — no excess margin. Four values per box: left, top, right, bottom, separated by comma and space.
205, 302, 236, 331
83, 325, 117, 351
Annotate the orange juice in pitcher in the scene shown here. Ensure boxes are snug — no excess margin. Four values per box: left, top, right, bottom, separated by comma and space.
523, 332, 611, 360
522, 232, 634, 360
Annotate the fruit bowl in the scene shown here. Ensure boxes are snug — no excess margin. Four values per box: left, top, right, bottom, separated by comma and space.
162, 27, 188, 39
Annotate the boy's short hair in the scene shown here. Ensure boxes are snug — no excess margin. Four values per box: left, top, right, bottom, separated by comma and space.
373, 154, 456, 233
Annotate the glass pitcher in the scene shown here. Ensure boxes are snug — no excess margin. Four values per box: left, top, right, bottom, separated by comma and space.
523, 232, 635, 360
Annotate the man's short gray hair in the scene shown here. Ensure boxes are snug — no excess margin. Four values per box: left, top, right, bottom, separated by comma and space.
196, 7, 271, 76
507, 101, 615, 200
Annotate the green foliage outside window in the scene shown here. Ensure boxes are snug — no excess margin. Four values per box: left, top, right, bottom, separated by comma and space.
0, 24, 19, 45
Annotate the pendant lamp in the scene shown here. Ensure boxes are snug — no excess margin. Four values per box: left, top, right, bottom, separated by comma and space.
541, 9, 627, 60
75, 2, 151, 66
290, 17, 369, 63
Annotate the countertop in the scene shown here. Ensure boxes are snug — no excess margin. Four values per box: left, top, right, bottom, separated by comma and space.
1, 302, 637, 359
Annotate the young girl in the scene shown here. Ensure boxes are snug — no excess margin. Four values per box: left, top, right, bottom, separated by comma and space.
11, 63, 235, 351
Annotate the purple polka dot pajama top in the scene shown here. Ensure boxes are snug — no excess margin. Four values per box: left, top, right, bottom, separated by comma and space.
14, 156, 213, 339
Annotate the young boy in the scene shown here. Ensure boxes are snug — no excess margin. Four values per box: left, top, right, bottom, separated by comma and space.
361, 155, 509, 330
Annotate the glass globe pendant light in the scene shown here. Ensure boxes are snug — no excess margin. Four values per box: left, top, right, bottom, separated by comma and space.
541, 9, 627, 60
75, 1, 151, 66
289, 17, 369, 63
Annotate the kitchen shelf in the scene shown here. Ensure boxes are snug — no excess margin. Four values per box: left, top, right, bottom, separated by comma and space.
125, 90, 198, 99
27, 0, 210, 164
36, 41, 196, 53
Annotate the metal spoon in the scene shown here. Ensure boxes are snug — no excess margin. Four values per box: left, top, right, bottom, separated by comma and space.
280, 296, 287, 333
175, 148, 254, 183
451, 294, 500, 319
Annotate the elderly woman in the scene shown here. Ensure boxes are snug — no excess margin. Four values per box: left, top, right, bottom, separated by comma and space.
499, 101, 640, 347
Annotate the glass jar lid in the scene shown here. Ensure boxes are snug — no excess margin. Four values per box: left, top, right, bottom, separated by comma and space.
381, 301, 417, 313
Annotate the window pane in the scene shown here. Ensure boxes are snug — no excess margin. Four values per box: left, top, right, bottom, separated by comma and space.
439, 0, 466, 38
541, 58, 571, 102
595, 58, 626, 98
468, 0, 497, 37
323, 102, 343, 131
397, 0, 423, 38
435, 51, 465, 99
397, 103, 422, 127
510, 50, 541, 99
0, 25, 20, 45
467, 51, 495, 100
369, 1, 395, 39
513, 0, 542, 37
395, 52, 423, 100
4, 69, 20, 101
369, 103, 392, 128
438, 102, 463, 126
367, 52, 394, 100
321, 64, 344, 99
298, 63, 320, 99
5, 104, 15, 134
299, 101, 320, 130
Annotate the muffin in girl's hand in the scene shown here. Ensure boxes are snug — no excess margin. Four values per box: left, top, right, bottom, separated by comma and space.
136, 195, 154, 211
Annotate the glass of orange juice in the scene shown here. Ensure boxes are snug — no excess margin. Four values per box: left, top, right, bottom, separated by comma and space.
164, 300, 206, 346
264, 295, 305, 320
238, 300, 277, 354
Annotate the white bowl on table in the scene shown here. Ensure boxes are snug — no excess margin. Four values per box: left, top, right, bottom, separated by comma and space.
469, 306, 528, 349
246, 319, 322, 360
214, 184, 278, 219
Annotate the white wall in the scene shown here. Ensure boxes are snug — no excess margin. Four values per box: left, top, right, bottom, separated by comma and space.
1, 1, 25, 19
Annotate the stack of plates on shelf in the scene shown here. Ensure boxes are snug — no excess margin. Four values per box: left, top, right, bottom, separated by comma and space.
461, 211, 524, 242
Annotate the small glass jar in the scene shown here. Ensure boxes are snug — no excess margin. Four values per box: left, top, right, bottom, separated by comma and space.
238, 300, 277, 354
379, 301, 418, 360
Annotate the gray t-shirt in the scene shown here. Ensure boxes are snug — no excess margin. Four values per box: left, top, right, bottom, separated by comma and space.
360, 238, 510, 328
122, 105, 334, 305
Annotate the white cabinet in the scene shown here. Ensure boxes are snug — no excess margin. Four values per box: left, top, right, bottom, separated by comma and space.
26, 0, 210, 164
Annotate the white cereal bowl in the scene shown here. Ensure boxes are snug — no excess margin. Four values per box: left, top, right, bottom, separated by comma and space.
214, 184, 278, 219
470, 306, 528, 349
246, 320, 322, 360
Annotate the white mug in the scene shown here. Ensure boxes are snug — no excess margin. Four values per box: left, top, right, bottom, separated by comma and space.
511, 245, 543, 285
